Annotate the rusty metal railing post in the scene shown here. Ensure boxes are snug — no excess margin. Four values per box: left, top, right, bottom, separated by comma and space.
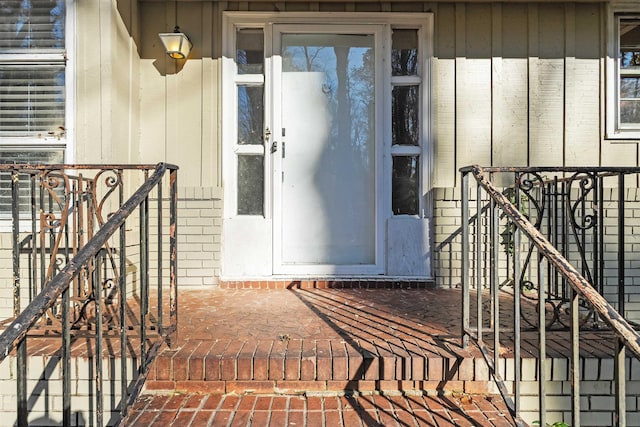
157, 178, 163, 335
490, 194, 500, 373
140, 191, 149, 365
12, 168, 27, 427
476, 183, 483, 343
461, 170, 470, 349
513, 172, 521, 415
615, 173, 626, 427
169, 168, 178, 347
118, 169, 128, 420
537, 247, 546, 427
62, 282, 71, 426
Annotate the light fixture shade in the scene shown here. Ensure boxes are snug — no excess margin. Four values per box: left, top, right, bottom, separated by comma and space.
158, 30, 193, 59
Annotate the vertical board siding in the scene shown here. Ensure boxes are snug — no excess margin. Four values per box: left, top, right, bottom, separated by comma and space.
455, 3, 492, 170
565, 3, 600, 166
201, 2, 217, 188
76, 0, 103, 163
492, 3, 528, 168
432, 3, 456, 187
529, 3, 565, 166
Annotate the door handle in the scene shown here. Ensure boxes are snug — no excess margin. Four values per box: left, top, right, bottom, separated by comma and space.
270, 141, 278, 153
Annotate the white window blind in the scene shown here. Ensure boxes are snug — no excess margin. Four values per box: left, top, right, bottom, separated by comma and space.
0, 0, 65, 50
0, 0, 66, 138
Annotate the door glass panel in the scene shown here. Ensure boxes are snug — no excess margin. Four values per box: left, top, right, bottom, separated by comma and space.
280, 33, 375, 265
392, 156, 419, 215
392, 85, 419, 146
237, 85, 263, 145
237, 155, 264, 215
237, 28, 264, 74
392, 29, 418, 76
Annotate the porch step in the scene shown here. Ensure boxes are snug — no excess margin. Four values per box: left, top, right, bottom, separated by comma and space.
145, 338, 494, 395
126, 392, 517, 427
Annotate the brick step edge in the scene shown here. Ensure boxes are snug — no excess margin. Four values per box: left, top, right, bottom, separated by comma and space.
150, 353, 485, 384
219, 280, 436, 290
143, 379, 499, 396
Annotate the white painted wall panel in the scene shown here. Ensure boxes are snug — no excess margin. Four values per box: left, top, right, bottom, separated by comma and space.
387, 218, 432, 276
222, 218, 273, 277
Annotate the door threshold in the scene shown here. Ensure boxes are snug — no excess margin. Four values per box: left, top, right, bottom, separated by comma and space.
219, 277, 435, 290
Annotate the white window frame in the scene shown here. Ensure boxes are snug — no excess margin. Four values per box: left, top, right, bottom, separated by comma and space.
0, 0, 75, 162
606, 3, 640, 140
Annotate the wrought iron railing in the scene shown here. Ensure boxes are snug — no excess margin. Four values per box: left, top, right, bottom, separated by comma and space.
0, 162, 178, 427
461, 165, 640, 427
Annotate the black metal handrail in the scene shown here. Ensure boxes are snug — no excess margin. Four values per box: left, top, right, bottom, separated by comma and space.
461, 165, 640, 427
0, 162, 178, 427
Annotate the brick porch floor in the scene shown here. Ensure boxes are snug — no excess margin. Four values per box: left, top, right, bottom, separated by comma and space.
129, 286, 521, 426
130, 285, 623, 425
146, 287, 487, 395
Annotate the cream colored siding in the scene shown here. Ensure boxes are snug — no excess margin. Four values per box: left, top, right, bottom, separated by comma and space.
432, 3, 456, 187
76, 0, 140, 164
492, 3, 528, 168
456, 4, 492, 173
129, 2, 615, 190
530, 4, 566, 166
565, 3, 601, 166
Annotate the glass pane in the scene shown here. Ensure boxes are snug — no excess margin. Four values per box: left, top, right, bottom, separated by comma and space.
237, 86, 263, 145
392, 29, 418, 76
281, 33, 376, 265
621, 100, 640, 125
0, 65, 65, 137
392, 156, 419, 215
236, 28, 264, 74
621, 76, 640, 98
392, 86, 419, 146
237, 155, 264, 215
621, 50, 640, 70
0, 0, 65, 50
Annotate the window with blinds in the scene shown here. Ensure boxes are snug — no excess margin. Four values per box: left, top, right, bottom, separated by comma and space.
0, 0, 67, 139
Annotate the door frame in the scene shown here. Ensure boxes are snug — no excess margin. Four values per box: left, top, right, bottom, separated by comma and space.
271, 23, 386, 275
221, 12, 434, 278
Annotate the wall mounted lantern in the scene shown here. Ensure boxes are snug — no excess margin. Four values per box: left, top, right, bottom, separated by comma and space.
159, 26, 192, 59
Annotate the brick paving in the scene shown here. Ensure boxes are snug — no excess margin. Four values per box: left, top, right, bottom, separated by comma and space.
147, 287, 491, 395
127, 392, 516, 426
130, 286, 621, 425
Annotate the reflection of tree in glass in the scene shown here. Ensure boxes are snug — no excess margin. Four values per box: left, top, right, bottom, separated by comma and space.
237, 86, 263, 145
392, 47, 417, 76
348, 48, 374, 163
282, 40, 374, 166
392, 86, 419, 146
392, 156, 418, 215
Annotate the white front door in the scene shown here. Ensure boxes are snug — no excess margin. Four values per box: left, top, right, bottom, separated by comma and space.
272, 26, 384, 274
